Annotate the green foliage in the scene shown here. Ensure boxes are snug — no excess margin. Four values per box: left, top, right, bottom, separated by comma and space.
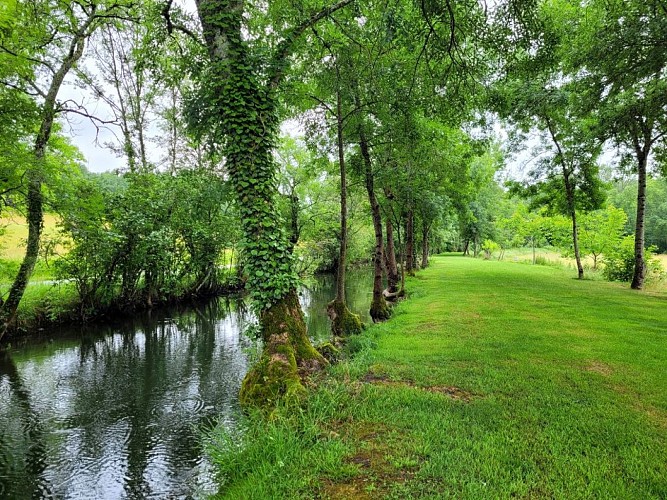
602, 236, 663, 283
54, 170, 239, 311
578, 206, 627, 268
481, 239, 500, 259
608, 178, 667, 253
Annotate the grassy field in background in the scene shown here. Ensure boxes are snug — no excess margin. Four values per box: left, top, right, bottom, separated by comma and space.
0, 212, 62, 261
209, 255, 667, 499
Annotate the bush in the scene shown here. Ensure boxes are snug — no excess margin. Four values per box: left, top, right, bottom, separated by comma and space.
481, 239, 500, 260
602, 235, 663, 282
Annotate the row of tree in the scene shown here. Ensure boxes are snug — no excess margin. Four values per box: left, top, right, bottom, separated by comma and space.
0, 0, 664, 408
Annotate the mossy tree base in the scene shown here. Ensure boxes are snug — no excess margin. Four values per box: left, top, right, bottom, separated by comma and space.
239, 290, 327, 410
315, 341, 342, 363
370, 296, 391, 323
327, 299, 363, 337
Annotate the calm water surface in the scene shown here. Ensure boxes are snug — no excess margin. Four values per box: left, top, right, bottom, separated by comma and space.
0, 270, 372, 499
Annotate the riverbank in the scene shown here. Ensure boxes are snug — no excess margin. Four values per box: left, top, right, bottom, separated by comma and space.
208, 255, 667, 498
0, 278, 244, 344
0, 268, 374, 498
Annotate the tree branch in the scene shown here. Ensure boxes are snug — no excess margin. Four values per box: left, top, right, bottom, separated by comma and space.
161, 0, 203, 45
269, 0, 355, 89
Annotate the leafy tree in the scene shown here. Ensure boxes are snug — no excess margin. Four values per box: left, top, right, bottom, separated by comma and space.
498, 203, 553, 264
578, 206, 627, 270
56, 169, 239, 312
188, 0, 357, 407
459, 148, 505, 257
494, 4, 606, 279
0, 0, 134, 340
560, 0, 667, 288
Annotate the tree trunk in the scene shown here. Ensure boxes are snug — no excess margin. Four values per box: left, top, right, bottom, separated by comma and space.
328, 78, 361, 337
385, 217, 399, 293
358, 128, 390, 322
0, 17, 92, 340
421, 222, 429, 269
288, 191, 299, 250
405, 209, 415, 275
564, 172, 584, 279
240, 290, 325, 407
546, 118, 583, 279
196, 0, 326, 409
631, 149, 648, 289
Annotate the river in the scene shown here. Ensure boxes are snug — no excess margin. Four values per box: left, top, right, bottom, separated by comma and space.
0, 269, 372, 499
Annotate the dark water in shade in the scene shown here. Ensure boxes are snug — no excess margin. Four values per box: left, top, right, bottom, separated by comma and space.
0, 269, 372, 499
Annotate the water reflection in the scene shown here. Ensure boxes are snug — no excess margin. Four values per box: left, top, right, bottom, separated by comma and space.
0, 269, 371, 499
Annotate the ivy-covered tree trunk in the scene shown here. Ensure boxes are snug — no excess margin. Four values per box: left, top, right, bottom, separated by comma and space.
631, 149, 648, 290
358, 130, 390, 322
328, 79, 362, 337
195, 0, 326, 408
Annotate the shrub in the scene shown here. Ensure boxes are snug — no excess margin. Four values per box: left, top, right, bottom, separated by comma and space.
602, 235, 663, 282
481, 239, 500, 260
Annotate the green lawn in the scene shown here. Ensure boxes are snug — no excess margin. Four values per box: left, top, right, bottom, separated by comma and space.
210, 254, 667, 499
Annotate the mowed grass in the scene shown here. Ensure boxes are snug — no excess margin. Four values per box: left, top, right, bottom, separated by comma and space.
210, 255, 667, 499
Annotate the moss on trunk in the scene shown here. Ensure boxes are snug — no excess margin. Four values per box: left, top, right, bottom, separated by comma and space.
370, 296, 391, 323
315, 341, 342, 363
239, 290, 327, 410
327, 299, 363, 338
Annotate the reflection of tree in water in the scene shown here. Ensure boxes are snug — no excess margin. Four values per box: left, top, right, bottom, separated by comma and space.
0, 351, 52, 498
0, 296, 251, 498
0, 275, 368, 498
300, 269, 373, 342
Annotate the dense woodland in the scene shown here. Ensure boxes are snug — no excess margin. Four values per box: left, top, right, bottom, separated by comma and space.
0, 0, 665, 408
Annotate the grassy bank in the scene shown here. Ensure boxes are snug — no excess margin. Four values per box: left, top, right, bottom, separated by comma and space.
208, 254, 667, 499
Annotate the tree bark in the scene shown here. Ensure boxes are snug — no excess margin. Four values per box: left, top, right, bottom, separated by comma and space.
288, 191, 300, 250
546, 119, 583, 279
565, 172, 584, 279
327, 76, 361, 336
196, 0, 327, 408
421, 222, 429, 269
385, 217, 399, 293
358, 127, 390, 322
405, 209, 415, 275
631, 149, 648, 289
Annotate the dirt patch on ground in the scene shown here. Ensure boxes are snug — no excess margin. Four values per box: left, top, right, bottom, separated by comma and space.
318, 421, 420, 499
585, 361, 613, 376
319, 479, 373, 500
362, 372, 476, 402
424, 385, 475, 402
